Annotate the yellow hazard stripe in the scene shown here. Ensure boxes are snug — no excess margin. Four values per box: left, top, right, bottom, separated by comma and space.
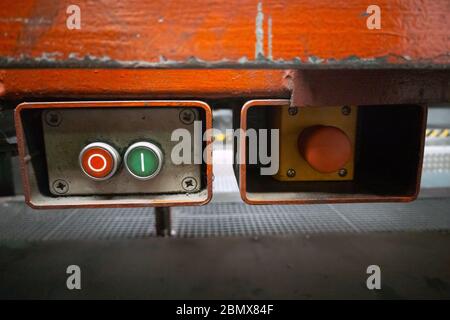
430, 129, 441, 137
440, 129, 449, 138
426, 128, 450, 138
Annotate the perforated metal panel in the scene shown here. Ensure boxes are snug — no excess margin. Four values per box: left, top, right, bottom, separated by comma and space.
0, 202, 155, 240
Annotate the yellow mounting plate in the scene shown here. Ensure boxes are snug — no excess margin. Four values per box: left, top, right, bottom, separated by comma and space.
273, 105, 357, 181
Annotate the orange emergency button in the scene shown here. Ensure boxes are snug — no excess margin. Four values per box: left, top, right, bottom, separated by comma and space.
79, 142, 120, 180
298, 125, 352, 174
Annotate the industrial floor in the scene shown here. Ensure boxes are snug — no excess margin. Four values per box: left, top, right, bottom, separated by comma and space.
0, 228, 449, 299
1, 195, 450, 299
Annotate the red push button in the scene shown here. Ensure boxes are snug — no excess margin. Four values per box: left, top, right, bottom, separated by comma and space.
298, 125, 352, 174
79, 142, 120, 180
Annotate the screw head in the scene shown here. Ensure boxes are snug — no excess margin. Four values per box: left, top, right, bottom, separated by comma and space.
179, 109, 195, 125
338, 168, 348, 177
182, 177, 198, 192
52, 179, 69, 194
45, 111, 62, 127
287, 168, 296, 178
288, 107, 298, 116
341, 106, 351, 116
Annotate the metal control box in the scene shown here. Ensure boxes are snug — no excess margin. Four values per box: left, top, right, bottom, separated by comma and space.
15, 101, 212, 209
42, 108, 200, 196
236, 99, 427, 205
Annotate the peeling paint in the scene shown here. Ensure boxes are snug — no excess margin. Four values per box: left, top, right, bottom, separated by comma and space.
238, 56, 249, 64
255, 2, 264, 60
308, 56, 325, 64
36, 52, 63, 62
0, 17, 31, 23
267, 16, 273, 60
0, 17, 51, 24
0, 0, 447, 71
0, 52, 448, 69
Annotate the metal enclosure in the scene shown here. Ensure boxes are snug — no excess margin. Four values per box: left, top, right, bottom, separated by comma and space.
42, 108, 200, 195
236, 99, 427, 205
15, 101, 213, 209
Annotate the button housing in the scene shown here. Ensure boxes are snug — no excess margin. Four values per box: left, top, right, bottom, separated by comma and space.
79, 142, 120, 181
273, 105, 357, 181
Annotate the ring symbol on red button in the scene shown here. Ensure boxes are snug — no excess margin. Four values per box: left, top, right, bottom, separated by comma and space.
87, 154, 108, 172
79, 142, 120, 180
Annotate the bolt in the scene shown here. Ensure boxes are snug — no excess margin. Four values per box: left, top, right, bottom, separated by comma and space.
341, 106, 351, 116
45, 110, 62, 127
52, 179, 69, 194
182, 177, 198, 192
338, 168, 348, 177
287, 168, 296, 178
288, 107, 298, 116
179, 108, 195, 125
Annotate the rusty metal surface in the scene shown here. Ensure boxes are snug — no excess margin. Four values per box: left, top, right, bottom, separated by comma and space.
0, 0, 448, 69
288, 70, 450, 106
15, 100, 213, 209
0, 69, 447, 106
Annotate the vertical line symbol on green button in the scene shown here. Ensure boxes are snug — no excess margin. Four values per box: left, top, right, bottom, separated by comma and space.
124, 142, 163, 180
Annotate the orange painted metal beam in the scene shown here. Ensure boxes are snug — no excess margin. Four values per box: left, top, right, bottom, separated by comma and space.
0, 0, 448, 68
289, 70, 450, 106
0, 69, 290, 101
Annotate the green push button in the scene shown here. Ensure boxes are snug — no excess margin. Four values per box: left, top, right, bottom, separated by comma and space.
124, 142, 163, 180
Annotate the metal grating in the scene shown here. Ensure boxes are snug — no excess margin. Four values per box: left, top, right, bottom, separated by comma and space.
1, 198, 450, 240
171, 204, 353, 237
329, 199, 450, 233
171, 200, 450, 237
0, 202, 155, 240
